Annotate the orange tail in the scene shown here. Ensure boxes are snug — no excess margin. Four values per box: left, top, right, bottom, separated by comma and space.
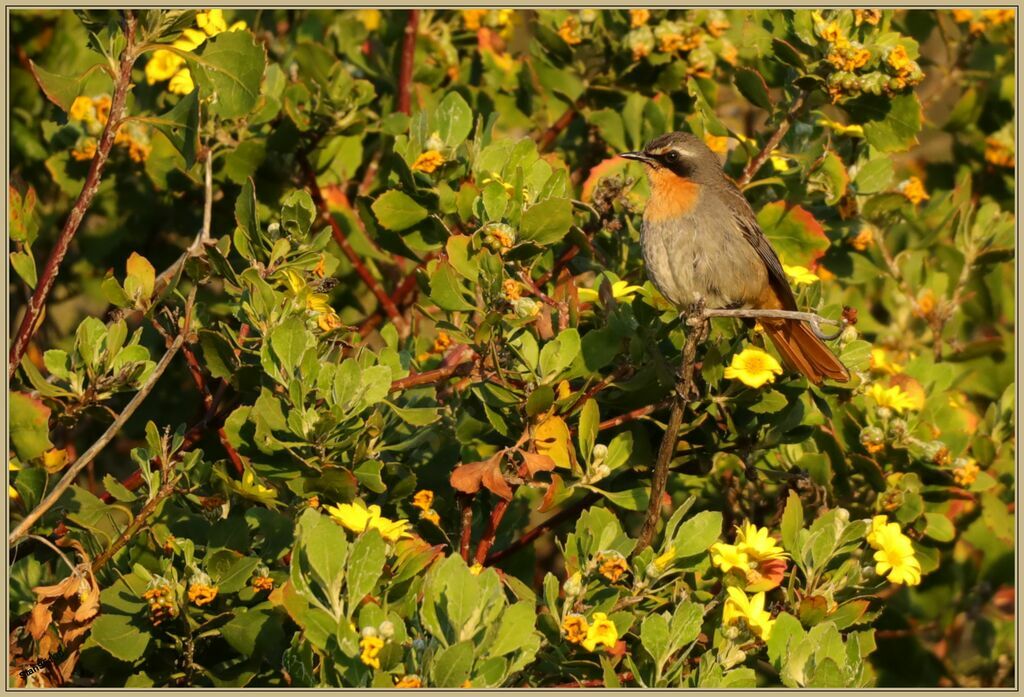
763, 320, 850, 385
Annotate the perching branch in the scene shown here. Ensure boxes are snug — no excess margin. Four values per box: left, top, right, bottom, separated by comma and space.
702, 307, 847, 340
9, 286, 196, 546
9, 11, 138, 378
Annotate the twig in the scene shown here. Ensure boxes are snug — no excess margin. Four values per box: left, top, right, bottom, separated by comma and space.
297, 153, 407, 333
398, 10, 419, 115
27, 534, 76, 572
9, 11, 138, 378
597, 400, 669, 431
636, 308, 709, 552
474, 499, 510, 564
702, 307, 846, 340
458, 493, 474, 562
539, 97, 584, 153
388, 357, 475, 393
736, 89, 808, 188
485, 492, 601, 566
9, 286, 195, 546
91, 474, 176, 573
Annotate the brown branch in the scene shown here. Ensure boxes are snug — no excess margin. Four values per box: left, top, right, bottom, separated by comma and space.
91, 473, 176, 573
297, 153, 406, 333
597, 400, 669, 431
485, 491, 601, 566
473, 499, 510, 564
9, 284, 193, 546
636, 309, 709, 552
539, 97, 584, 153
9, 11, 138, 378
388, 357, 475, 393
398, 10, 419, 115
458, 493, 474, 562
736, 89, 808, 188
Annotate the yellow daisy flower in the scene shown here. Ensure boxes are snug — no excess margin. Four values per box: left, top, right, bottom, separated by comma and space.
724, 347, 784, 389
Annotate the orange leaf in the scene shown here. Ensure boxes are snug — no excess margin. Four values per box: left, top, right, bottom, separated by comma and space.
520, 450, 557, 477
450, 452, 513, 500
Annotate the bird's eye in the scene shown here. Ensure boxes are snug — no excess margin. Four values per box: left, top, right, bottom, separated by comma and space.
665, 151, 679, 163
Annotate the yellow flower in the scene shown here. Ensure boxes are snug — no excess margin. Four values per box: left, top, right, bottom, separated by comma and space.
69, 96, 95, 122
412, 490, 434, 511
145, 50, 185, 84
412, 150, 445, 173
9, 485, 20, 502
984, 136, 1015, 168
951, 9, 975, 23
503, 279, 522, 301
722, 587, 774, 640
168, 68, 196, 95
581, 612, 619, 652
71, 139, 98, 161
870, 522, 922, 586
869, 383, 919, 414
710, 542, 750, 573
42, 448, 69, 474
629, 9, 650, 27
469, 563, 484, 576
981, 9, 1014, 25
557, 16, 582, 45
462, 9, 487, 30
460, 679, 472, 688
175, 27, 209, 52
196, 9, 228, 36
704, 133, 729, 154
577, 280, 644, 305
395, 675, 422, 688
562, 614, 589, 644
898, 176, 929, 205
653, 545, 676, 571
357, 9, 382, 31
850, 225, 874, 251
953, 459, 980, 487
724, 347, 783, 389
325, 501, 412, 542
597, 551, 629, 582
252, 574, 274, 592
307, 293, 331, 314
886, 44, 913, 72
817, 117, 865, 138
93, 95, 112, 125
819, 21, 843, 44
782, 264, 819, 286
421, 509, 440, 526
308, 495, 320, 509
241, 469, 276, 497
734, 521, 787, 562
317, 312, 343, 332
854, 9, 882, 26
556, 379, 572, 401
869, 348, 904, 375
359, 635, 385, 669
706, 17, 730, 37
188, 582, 219, 606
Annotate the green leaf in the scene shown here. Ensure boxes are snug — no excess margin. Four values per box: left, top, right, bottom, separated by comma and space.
672, 510, 723, 557
734, 67, 773, 110
346, 529, 386, 619
487, 601, 536, 658
281, 190, 315, 238
853, 157, 894, 194
436, 92, 474, 146
269, 316, 312, 374
431, 641, 475, 687
189, 29, 267, 119
90, 614, 151, 662
923, 512, 955, 542
299, 510, 348, 594
519, 197, 574, 246
539, 328, 580, 379
640, 613, 670, 666
213, 555, 261, 594
749, 389, 788, 414
578, 399, 599, 464
429, 261, 475, 312
781, 490, 804, 555
372, 190, 429, 231
10, 250, 37, 289
234, 177, 260, 260
10, 392, 53, 462
756, 202, 830, 268
29, 60, 103, 112
148, 87, 200, 167
221, 606, 285, 661
852, 93, 922, 153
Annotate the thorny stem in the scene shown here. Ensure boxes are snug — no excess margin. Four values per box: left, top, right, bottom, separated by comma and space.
9, 11, 138, 378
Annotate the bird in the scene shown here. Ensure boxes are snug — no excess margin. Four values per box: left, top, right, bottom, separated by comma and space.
621, 131, 850, 385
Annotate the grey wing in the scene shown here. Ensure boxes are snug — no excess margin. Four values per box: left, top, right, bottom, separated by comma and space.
719, 182, 798, 311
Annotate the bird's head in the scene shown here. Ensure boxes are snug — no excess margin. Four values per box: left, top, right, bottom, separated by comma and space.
620, 131, 724, 185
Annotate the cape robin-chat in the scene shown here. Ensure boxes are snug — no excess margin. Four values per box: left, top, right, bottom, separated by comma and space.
622, 131, 850, 384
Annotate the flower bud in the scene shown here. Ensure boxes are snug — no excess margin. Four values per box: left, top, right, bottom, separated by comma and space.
875, 406, 893, 420
267, 222, 281, 235
645, 562, 660, 579
361, 626, 378, 639
514, 297, 540, 318
425, 131, 444, 152
580, 9, 598, 23
835, 507, 850, 523
840, 324, 859, 344
723, 625, 741, 640
379, 621, 395, 639
889, 418, 908, 439
591, 443, 608, 463
563, 571, 583, 597
860, 426, 884, 448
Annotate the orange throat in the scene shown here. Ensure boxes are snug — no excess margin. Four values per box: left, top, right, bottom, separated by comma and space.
644, 167, 702, 223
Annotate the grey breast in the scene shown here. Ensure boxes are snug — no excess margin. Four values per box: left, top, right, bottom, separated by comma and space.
641, 195, 767, 310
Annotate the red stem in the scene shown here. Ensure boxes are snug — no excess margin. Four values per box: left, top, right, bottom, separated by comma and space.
398, 10, 419, 115
298, 153, 406, 332
597, 400, 669, 431
458, 494, 474, 562
474, 499, 510, 564
388, 357, 475, 393
538, 97, 583, 153
485, 492, 601, 566
9, 12, 137, 378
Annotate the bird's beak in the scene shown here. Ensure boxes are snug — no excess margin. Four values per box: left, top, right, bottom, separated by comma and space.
620, 151, 655, 165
